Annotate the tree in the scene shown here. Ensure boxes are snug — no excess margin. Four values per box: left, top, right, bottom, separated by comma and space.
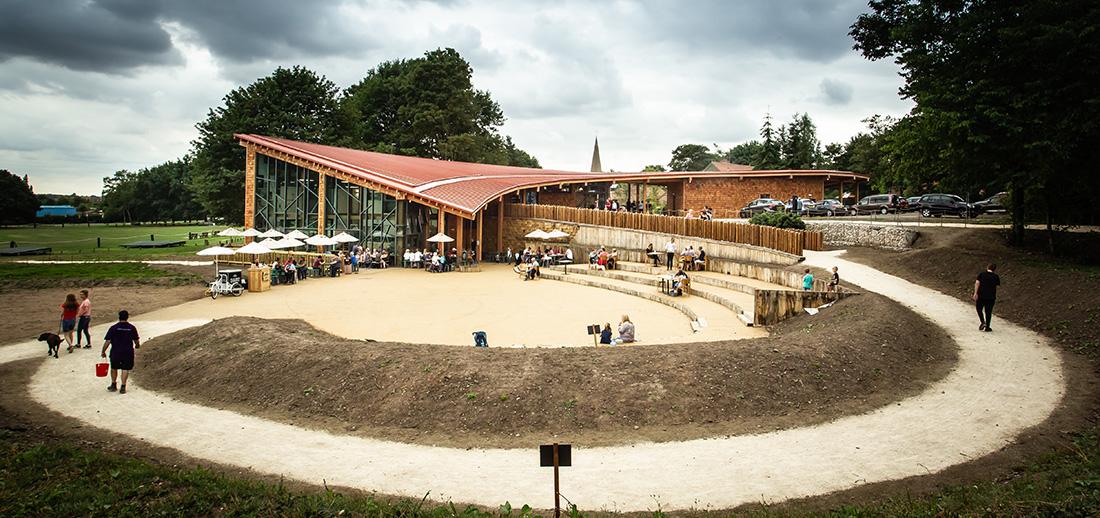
102, 159, 202, 223
667, 144, 716, 171
342, 48, 537, 167
0, 170, 38, 225
725, 140, 763, 166
642, 164, 666, 172
754, 113, 783, 169
779, 113, 823, 169
851, 0, 1100, 246
190, 66, 347, 223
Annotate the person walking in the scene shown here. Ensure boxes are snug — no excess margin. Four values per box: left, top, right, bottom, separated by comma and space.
101, 310, 140, 394
59, 294, 79, 353
973, 263, 1001, 332
75, 289, 92, 348
664, 239, 676, 270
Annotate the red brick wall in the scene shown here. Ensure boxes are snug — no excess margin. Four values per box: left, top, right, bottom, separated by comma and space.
682, 177, 824, 217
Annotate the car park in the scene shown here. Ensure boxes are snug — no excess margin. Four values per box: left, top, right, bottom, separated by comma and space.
853, 194, 908, 214
738, 198, 785, 218
917, 193, 977, 218
803, 199, 849, 217
973, 192, 1008, 214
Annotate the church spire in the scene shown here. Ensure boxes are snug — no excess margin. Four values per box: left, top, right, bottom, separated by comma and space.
590, 137, 602, 173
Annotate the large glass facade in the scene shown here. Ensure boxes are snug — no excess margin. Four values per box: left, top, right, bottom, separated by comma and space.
255, 153, 417, 253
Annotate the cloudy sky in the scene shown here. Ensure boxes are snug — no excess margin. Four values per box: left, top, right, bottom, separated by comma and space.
0, 0, 910, 195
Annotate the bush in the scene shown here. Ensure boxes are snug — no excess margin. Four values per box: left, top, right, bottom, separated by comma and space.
749, 211, 806, 229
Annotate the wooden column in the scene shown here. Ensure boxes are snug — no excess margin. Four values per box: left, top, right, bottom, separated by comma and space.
476, 208, 484, 262
243, 145, 256, 229
496, 200, 504, 254
456, 214, 464, 256
315, 173, 327, 252
437, 210, 445, 254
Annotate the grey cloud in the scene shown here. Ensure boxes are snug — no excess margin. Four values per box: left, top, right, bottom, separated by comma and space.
0, 0, 181, 73
819, 78, 853, 105
625, 0, 868, 63
428, 25, 504, 71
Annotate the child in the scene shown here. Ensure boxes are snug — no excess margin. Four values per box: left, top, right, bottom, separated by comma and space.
802, 268, 814, 291
827, 266, 840, 292
599, 323, 613, 345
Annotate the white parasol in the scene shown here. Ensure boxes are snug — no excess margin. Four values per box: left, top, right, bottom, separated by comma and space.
285, 229, 309, 239
305, 234, 338, 247
258, 237, 283, 248
545, 229, 571, 239
524, 229, 551, 239
276, 237, 305, 248
331, 231, 359, 243
259, 229, 284, 238
426, 232, 455, 243
217, 228, 241, 237
237, 241, 273, 255
239, 228, 262, 237
196, 245, 236, 277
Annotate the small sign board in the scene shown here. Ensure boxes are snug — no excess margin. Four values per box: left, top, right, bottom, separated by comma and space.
586, 324, 600, 335
539, 444, 572, 467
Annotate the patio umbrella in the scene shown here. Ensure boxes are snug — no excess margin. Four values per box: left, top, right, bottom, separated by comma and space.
239, 228, 262, 238
426, 232, 455, 243
332, 231, 359, 244
236, 241, 273, 266
217, 228, 241, 237
285, 229, 309, 239
524, 229, 551, 240
305, 234, 338, 247
259, 229, 284, 238
275, 237, 305, 249
545, 229, 571, 239
196, 245, 236, 277
258, 237, 283, 248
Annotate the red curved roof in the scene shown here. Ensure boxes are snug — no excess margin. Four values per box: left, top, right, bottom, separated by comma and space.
237, 134, 867, 217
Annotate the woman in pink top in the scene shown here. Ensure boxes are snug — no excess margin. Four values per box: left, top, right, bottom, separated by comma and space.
75, 289, 92, 348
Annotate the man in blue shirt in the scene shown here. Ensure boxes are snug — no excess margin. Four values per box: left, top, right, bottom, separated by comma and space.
101, 310, 141, 394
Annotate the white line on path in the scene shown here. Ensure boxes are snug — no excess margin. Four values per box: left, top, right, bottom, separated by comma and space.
2, 251, 1065, 512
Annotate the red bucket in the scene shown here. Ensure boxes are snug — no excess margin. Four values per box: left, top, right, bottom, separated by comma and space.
95, 362, 109, 377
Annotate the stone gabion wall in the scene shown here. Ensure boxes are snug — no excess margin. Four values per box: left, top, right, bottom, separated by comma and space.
806, 222, 918, 250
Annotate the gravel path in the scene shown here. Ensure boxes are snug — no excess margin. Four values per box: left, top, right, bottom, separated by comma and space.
2, 250, 1065, 512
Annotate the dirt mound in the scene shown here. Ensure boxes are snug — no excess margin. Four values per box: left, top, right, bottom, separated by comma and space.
139, 291, 954, 448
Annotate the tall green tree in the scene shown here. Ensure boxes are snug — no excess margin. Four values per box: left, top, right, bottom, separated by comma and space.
102, 159, 202, 223
779, 113, 823, 169
725, 140, 762, 166
851, 0, 1100, 245
642, 164, 666, 172
0, 170, 39, 225
190, 66, 346, 223
342, 48, 536, 167
754, 113, 782, 169
667, 144, 717, 171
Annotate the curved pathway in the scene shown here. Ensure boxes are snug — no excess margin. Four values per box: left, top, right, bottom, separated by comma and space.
0, 250, 1065, 512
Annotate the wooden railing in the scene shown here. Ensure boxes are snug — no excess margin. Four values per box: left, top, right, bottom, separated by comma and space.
506, 204, 823, 256
221, 250, 333, 266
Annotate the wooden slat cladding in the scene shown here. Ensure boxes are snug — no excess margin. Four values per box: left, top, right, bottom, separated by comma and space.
505, 205, 823, 255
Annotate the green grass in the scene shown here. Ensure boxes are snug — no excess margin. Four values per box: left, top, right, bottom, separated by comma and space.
1, 425, 1098, 517
0, 263, 189, 281
0, 223, 220, 259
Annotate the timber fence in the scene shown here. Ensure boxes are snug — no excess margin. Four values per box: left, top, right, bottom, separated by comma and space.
506, 204, 823, 256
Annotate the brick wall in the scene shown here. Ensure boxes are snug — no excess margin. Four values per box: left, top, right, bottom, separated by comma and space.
682, 177, 824, 217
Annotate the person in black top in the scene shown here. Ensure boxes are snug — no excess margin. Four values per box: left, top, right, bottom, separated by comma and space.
973, 263, 1001, 332
101, 310, 140, 394
827, 266, 840, 292
599, 323, 613, 345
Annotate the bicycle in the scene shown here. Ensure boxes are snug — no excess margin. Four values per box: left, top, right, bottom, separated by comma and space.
208, 273, 244, 299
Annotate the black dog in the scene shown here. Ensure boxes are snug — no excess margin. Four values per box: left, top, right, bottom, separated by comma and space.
37, 333, 62, 359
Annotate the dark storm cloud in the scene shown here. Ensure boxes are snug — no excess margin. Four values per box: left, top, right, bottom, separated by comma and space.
0, 0, 375, 74
634, 0, 867, 63
820, 78, 853, 105
0, 0, 181, 72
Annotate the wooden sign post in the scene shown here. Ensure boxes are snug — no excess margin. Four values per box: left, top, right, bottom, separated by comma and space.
539, 443, 572, 518
586, 324, 600, 347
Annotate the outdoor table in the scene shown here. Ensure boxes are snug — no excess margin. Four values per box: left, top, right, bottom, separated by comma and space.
658, 274, 674, 294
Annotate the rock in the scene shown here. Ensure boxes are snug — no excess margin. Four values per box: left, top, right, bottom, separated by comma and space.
806, 222, 918, 250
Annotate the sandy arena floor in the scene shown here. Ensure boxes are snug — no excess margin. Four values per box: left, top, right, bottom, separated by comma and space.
153, 264, 761, 347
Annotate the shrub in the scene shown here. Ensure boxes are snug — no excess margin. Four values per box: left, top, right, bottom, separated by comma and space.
749, 211, 806, 229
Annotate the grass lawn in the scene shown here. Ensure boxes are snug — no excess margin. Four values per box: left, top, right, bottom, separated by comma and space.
0, 223, 222, 259
1, 426, 1097, 517
0, 263, 192, 281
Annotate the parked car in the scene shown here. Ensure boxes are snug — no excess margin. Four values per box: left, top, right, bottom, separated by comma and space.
804, 199, 849, 217
917, 193, 977, 218
972, 192, 1008, 214
738, 198, 785, 218
853, 194, 908, 214
904, 196, 923, 212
